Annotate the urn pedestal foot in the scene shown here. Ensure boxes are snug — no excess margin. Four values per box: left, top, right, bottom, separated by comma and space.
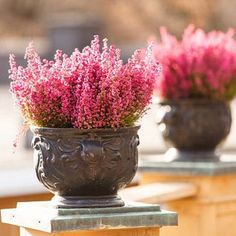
165, 148, 220, 162
51, 194, 124, 208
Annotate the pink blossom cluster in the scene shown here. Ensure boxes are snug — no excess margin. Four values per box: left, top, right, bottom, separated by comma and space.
153, 25, 236, 100
9, 36, 160, 128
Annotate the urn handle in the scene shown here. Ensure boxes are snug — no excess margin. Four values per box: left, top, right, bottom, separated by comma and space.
136, 135, 140, 146
32, 136, 41, 150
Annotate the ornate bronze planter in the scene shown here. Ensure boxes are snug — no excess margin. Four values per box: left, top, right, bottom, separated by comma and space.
157, 100, 231, 162
31, 126, 140, 208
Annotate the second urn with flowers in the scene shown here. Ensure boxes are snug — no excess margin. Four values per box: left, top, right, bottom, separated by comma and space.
9, 36, 159, 208
153, 26, 236, 162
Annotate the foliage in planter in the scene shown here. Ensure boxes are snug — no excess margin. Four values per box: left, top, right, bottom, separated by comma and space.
153, 25, 236, 101
9, 36, 160, 129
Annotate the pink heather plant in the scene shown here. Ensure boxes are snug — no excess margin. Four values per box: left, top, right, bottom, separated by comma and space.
153, 25, 236, 100
9, 36, 160, 129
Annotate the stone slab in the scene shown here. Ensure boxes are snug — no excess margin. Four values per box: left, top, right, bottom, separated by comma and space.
139, 153, 236, 176
0, 201, 177, 233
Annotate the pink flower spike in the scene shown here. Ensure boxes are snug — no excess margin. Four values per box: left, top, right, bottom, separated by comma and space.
153, 25, 236, 100
9, 36, 160, 129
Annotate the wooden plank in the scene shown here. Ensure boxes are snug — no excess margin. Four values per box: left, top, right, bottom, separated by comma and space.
0, 193, 52, 236
20, 227, 160, 236
119, 182, 198, 204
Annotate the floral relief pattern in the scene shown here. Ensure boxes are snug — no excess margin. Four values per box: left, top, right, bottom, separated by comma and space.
157, 101, 231, 150
32, 127, 139, 196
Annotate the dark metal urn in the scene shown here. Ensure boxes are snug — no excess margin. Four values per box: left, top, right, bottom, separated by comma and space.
157, 100, 231, 162
31, 126, 140, 208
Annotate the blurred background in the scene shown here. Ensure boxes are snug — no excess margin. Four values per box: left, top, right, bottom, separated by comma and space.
1, 0, 236, 232
2, 0, 236, 155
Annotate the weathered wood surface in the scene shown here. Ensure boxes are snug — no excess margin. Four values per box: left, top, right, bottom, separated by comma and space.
119, 182, 197, 204
20, 227, 160, 236
0, 193, 52, 236
140, 171, 236, 236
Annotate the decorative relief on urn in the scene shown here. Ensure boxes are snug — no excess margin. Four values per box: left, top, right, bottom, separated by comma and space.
31, 126, 140, 208
157, 100, 231, 162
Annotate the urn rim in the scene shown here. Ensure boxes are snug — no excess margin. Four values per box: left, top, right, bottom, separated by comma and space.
156, 98, 231, 106
30, 125, 140, 136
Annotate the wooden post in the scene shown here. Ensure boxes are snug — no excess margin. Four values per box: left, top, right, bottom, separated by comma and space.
1, 201, 177, 236
139, 155, 236, 236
